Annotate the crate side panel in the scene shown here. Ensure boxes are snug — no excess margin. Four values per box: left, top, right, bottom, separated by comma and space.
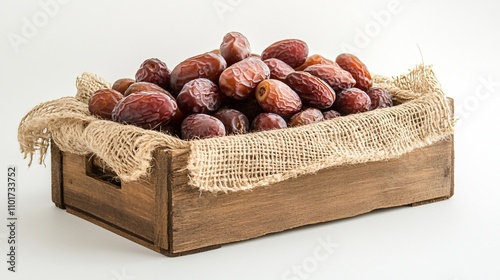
170, 139, 453, 253
62, 152, 156, 241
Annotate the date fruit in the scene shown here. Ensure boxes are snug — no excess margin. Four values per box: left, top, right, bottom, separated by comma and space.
88, 88, 124, 120
170, 52, 227, 94
366, 87, 393, 110
112, 78, 135, 94
334, 88, 371, 115
220, 31, 251, 66
219, 57, 270, 100
304, 64, 356, 92
124, 82, 175, 100
176, 78, 223, 115
263, 58, 295, 83
255, 79, 302, 117
261, 39, 308, 68
285, 71, 336, 109
112, 91, 178, 129
289, 108, 324, 127
213, 108, 249, 135
135, 58, 171, 90
181, 114, 226, 140
336, 53, 373, 91
295, 54, 337, 71
251, 113, 287, 132
322, 109, 341, 120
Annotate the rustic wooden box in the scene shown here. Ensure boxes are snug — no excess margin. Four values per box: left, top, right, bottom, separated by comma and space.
50, 133, 454, 256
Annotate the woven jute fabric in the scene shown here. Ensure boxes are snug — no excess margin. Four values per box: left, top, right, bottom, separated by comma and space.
18, 65, 454, 193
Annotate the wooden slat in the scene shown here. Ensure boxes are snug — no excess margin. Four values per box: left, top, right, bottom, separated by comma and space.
152, 149, 170, 254
169, 139, 454, 254
61, 152, 156, 242
50, 141, 65, 209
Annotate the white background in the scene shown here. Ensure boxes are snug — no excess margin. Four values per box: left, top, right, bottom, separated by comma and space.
1, 0, 499, 279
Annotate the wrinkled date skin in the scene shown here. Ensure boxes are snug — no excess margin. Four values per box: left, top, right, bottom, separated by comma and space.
213, 108, 249, 135
124, 82, 175, 100
251, 112, 287, 132
304, 64, 356, 92
170, 52, 227, 94
285, 71, 336, 109
289, 108, 324, 127
334, 88, 371, 115
295, 54, 337, 71
261, 39, 308, 68
220, 32, 251, 66
181, 113, 226, 140
176, 78, 223, 115
88, 88, 124, 120
219, 57, 270, 100
135, 58, 171, 90
322, 109, 341, 120
255, 79, 302, 117
112, 78, 135, 94
336, 53, 373, 91
112, 91, 178, 129
366, 87, 393, 110
263, 58, 295, 83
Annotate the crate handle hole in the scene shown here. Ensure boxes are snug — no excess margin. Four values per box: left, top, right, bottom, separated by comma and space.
85, 156, 122, 189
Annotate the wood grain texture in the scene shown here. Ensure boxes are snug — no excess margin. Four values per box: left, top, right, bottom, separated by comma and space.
169, 139, 454, 253
152, 149, 170, 254
50, 141, 65, 209
61, 152, 156, 241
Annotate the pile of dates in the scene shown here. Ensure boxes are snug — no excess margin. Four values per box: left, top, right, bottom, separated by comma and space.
88, 32, 393, 140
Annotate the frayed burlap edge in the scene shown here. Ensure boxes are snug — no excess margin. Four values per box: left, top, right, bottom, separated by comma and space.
18, 65, 453, 193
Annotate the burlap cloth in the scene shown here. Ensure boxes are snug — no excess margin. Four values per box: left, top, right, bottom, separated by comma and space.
18, 65, 454, 193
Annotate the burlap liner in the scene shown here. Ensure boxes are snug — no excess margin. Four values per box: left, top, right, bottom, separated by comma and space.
18, 65, 454, 193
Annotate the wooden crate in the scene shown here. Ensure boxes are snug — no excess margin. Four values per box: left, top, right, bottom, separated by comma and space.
50, 134, 454, 256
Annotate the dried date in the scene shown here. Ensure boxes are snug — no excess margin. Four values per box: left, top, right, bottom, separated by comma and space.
112, 78, 135, 94
322, 109, 341, 120
263, 58, 295, 83
170, 52, 227, 94
220, 31, 251, 66
219, 57, 270, 100
176, 78, 223, 115
88, 88, 123, 120
135, 58, 171, 90
295, 54, 337, 71
251, 113, 287, 132
181, 114, 226, 140
124, 82, 175, 100
289, 108, 324, 127
366, 87, 393, 110
213, 108, 249, 135
255, 79, 302, 117
112, 91, 178, 129
304, 64, 356, 91
336, 53, 373, 91
285, 71, 336, 109
261, 39, 308, 68
333, 88, 371, 115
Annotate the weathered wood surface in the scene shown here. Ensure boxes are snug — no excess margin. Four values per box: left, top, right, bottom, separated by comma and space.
168, 138, 454, 254
61, 152, 156, 242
